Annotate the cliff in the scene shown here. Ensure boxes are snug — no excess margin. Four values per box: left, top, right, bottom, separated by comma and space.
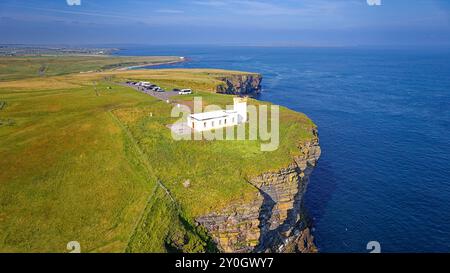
196, 130, 321, 253
216, 74, 262, 96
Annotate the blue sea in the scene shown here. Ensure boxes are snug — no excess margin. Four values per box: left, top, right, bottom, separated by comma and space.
115, 46, 450, 253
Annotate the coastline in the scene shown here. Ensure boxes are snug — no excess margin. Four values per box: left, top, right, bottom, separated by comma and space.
0, 54, 321, 253
115, 56, 187, 71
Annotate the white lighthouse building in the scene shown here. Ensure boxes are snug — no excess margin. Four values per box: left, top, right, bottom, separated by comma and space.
187, 97, 247, 131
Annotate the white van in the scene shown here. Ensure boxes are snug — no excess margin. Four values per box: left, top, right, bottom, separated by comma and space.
179, 89, 192, 95
136, 81, 150, 87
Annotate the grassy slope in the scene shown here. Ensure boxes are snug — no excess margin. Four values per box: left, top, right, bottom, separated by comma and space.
0, 58, 316, 253
0, 79, 157, 252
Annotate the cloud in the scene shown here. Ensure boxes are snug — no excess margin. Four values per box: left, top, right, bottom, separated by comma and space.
156, 9, 185, 14
66, 0, 81, 6
1, 4, 129, 20
191, 0, 345, 16
192, 0, 298, 15
191, 0, 228, 7
366, 0, 381, 6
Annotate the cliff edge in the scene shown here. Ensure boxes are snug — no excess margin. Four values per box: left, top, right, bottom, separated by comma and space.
216, 73, 262, 96
196, 129, 321, 253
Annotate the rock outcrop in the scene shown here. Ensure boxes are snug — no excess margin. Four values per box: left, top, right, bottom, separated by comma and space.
196, 130, 320, 253
216, 74, 262, 96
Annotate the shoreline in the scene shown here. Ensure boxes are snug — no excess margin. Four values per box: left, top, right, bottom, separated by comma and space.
115, 57, 187, 71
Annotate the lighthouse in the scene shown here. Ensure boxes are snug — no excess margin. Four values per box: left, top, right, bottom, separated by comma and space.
233, 97, 248, 123
185, 96, 248, 132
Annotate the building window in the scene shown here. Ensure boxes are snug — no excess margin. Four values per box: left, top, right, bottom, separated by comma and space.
204, 122, 207, 128
232, 117, 235, 123
224, 119, 227, 124
212, 121, 215, 127
219, 120, 222, 125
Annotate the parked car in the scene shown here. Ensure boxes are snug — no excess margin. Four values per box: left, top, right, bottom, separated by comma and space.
155, 87, 165, 92
179, 89, 192, 95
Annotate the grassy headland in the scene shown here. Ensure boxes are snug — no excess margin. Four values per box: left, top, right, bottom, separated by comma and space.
0, 55, 183, 81
0, 56, 316, 252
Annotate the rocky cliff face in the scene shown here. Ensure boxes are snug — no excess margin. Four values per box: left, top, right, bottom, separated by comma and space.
196, 131, 321, 253
216, 74, 262, 96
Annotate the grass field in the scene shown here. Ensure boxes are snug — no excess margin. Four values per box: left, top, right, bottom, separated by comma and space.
0, 55, 182, 81
0, 57, 316, 252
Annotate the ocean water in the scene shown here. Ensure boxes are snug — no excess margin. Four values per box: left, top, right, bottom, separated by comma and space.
116, 46, 450, 253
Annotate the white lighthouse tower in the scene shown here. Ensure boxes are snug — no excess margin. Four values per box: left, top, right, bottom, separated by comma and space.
233, 97, 248, 123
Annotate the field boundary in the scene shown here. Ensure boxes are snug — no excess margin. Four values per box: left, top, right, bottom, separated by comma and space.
108, 110, 160, 251
108, 109, 179, 251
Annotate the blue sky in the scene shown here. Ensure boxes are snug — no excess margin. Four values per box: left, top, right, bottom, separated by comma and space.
1, 0, 449, 46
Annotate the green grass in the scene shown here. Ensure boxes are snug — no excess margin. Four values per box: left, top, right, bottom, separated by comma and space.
109, 68, 259, 94
126, 185, 215, 253
0, 59, 316, 253
111, 94, 315, 218
0, 83, 158, 252
0, 56, 182, 81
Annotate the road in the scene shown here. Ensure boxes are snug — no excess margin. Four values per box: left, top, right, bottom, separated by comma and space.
119, 82, 194, 136
119, 83, 180, 101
